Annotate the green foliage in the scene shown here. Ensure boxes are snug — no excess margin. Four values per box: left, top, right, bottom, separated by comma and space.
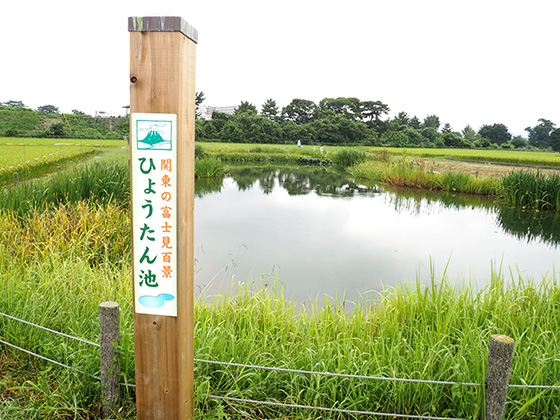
195, 157, 225, 178
36, 104, 59, 114
478, 123, 512, 145
331, 149, 367, 166
349, 159, 500, 196
525, 118, 556, 149
195, 143, 206, 159
0, 106, 128, 139
502, 170, 560, 211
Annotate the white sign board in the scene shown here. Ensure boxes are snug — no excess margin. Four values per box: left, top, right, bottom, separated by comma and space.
131, 113, 178, 316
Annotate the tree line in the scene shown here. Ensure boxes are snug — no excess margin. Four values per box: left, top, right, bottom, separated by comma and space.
2, 98, 559, 151
196, 95, 560, 151
0, 101, 128, 139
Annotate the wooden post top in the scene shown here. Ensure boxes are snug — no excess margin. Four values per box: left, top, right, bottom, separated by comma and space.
128, 16, 198, 43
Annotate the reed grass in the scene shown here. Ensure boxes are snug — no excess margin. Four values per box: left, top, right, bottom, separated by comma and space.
330, 149, 367, 167
349, 160, 500, 196
195, 157, 226, 178
502, 170, 560, 211
3, 240, 560, 419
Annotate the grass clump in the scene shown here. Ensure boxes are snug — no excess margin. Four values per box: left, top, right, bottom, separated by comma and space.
350, 159, 500, 196
195, 157, 226, 178
331, 149, 367, 167
502, 170, 560, 211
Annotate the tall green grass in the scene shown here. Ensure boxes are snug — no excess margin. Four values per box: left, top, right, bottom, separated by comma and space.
349, 160, 500, 196
3, 229, 560, 420
0, 149, 96, 186
0, 159, 130, 216
195, 157, 226, 178
502, 170, 560, 211
330, 149, 367, 166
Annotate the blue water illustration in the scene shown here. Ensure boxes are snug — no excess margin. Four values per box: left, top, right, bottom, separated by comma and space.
138, 293, 175, 308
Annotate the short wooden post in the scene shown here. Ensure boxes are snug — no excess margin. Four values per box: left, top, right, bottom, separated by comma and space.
485, 334, 515, 420
13, 172, 18, 185
99, 301, 120, 418
129, 16, 197, 420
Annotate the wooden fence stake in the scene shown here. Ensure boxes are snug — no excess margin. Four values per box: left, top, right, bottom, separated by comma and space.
485, 334, 515, 420
129, 15, 198, 419
99, 301, 120, 418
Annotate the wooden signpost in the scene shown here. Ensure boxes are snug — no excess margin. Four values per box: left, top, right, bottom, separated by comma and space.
129, 16, 197, 419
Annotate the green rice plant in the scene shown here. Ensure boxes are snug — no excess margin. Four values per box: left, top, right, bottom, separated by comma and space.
0, 201, 130, 266
374, 147, 560, 167
502, 170, 560, 211
0, 149, 96, 186
0, 158, 131, 216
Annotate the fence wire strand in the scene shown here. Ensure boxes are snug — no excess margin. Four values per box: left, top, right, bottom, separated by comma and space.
194, 358, 481, 387
204, 393, 468, 420
0, 311, 99, 347
0, 338, 99, 381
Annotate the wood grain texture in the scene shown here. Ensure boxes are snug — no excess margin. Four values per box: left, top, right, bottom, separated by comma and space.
130, 29, 196, 419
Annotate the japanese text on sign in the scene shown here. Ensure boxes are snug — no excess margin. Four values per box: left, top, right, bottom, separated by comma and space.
131, 113, 178, 316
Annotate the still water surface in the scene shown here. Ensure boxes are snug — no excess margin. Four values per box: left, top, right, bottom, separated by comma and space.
194, 166, 559, 304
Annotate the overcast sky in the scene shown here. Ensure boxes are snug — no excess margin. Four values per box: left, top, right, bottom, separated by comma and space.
1, 0, 558, 136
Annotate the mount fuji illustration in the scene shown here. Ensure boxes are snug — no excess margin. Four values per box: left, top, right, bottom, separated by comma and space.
139, 129, 167, 148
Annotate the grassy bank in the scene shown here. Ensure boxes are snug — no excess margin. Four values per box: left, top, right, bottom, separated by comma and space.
2, 144, 560, 418
1, 210, 560, 419
376, 147, 560, 167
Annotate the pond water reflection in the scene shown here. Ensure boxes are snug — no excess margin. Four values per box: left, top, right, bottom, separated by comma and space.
194, 166, 559, 304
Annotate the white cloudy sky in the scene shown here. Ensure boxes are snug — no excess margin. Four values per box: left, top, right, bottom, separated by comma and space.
1, 0, 558, 136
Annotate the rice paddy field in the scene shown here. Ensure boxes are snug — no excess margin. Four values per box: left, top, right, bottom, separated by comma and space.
0, 137, 127, 186
1, 145, 560, 419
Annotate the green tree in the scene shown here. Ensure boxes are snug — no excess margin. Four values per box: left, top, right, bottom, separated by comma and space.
478, 123, 511, 145
511, 136, 528, 149
235, 101, 258, 116
2, 100, 26, 108
462, 125, 478, 142
195, 91, 206, 119
441, 123, 453, 134
393, 111, 410, 127
525, 118, 555, 149
409, 116, 422, 129
319, 97, 361, 120
444, 132, 471, 148
260, 99, 279, 120
549, 128, 560, 152
422, 115, 440, 131
282, 99, 318, 124
37, 104, 59, 114
48, 122, 66, 137
359, 100, 390, 124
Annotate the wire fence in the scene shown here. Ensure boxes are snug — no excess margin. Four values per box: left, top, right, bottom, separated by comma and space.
2, 305, 560, 420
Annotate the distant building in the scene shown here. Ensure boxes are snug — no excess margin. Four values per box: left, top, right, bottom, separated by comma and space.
199, 105, 237, 120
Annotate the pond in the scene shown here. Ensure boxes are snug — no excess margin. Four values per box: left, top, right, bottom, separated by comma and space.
194, 166, 560, 304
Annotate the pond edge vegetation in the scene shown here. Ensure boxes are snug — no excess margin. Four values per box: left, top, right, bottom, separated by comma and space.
1, 144, 560, 419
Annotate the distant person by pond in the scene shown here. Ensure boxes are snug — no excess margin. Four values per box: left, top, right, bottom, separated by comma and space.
297, 139, 301, 148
